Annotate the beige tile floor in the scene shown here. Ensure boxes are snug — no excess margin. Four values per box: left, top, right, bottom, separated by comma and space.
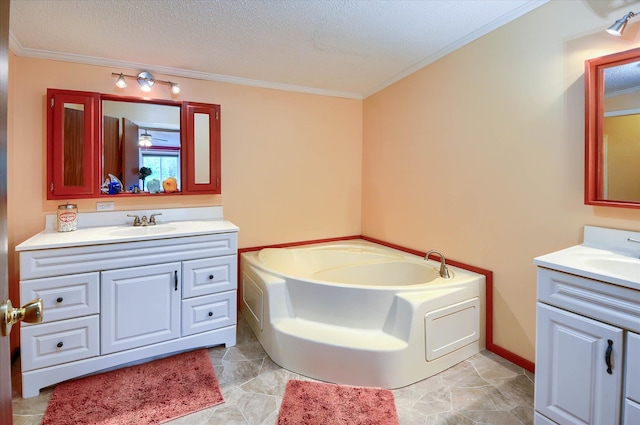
12, 316, 535, 425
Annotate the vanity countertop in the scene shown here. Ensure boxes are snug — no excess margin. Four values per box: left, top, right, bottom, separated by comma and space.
16, 219, 239, 251
534, 225, 640, 291
16, 206, 239, 251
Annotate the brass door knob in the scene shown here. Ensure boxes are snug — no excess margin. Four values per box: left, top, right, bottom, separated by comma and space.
0, 298, 43, 336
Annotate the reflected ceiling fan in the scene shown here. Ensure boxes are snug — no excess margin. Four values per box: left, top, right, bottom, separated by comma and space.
138, 129, 168, 147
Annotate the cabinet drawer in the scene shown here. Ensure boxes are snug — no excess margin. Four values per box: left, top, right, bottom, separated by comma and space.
182, 255, 237, 298
627, 332, 640, 403
20, 273, 99, 323
182, 291, 236, 336
533, 412, 556, 425
21, 315, 99, 371
624, 399, 640, 425
538, 268, 640, 333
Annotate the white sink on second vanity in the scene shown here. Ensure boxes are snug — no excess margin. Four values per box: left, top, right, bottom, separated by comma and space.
533, 226, 640, 425
16, 206, 239, 398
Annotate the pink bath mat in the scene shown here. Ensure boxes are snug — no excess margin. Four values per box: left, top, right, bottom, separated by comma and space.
42, 349, 224, 424
277, 379, 399, 425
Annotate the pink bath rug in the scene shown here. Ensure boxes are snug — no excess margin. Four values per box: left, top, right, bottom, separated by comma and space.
277, 379, 399, 425
42, 349, 224, 425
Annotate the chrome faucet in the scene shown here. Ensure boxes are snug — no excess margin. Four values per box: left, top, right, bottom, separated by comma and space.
127, 214, 141, 226
149, 213, 162, 225
425, 250, 451, 279
127, 212, 162, 226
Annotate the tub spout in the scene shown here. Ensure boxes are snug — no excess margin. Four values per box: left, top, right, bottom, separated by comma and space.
425, 250, 451, 279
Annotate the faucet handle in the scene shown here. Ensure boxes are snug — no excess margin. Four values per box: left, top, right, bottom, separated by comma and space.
126, 214, 141, 226
149, 212, 162, 225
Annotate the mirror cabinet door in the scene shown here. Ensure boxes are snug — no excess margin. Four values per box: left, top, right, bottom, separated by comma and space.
47, 89, 100, 199
183, 102, 221, 193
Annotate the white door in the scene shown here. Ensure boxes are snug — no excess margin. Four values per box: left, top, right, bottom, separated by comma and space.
101, 262, 181, 355
535, 303, 623, 425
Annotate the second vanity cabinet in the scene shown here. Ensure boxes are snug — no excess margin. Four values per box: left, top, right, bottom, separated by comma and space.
534, 267, 640, 425
18, 228, 237, 398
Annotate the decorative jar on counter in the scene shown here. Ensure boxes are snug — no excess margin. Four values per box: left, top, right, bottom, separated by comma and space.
57, 203, 78, 232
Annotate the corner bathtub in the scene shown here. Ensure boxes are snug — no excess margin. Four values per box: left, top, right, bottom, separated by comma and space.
240, 240, 485, 389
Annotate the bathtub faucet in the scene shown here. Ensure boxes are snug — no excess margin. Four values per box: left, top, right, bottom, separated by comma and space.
425, 250, 451, 279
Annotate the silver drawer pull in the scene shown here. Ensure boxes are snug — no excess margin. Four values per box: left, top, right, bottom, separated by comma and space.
628, 238, 640, 243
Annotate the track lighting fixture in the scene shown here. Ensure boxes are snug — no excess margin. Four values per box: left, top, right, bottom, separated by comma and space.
115, 73, 127, 88
111, 71, 180, 95
607, 11, 638, 36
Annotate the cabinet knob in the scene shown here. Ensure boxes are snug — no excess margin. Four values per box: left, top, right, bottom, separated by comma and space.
57, 341, 64, 348
56, 297, 63, 303
208, 275, 214, 280
208, 312, 213, 317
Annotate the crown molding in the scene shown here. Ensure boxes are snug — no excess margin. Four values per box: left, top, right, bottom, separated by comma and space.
10, 0, 548, 101
8, 31, 363, 100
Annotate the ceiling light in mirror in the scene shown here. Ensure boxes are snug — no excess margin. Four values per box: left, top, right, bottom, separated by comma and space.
139, 131, 153, 147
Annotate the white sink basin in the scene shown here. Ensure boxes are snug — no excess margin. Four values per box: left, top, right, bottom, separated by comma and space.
584, 258, 640, 282
107, 226, 177, 237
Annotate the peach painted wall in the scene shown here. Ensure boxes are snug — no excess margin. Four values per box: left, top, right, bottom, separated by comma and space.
7, 54, 362, 349
362, 0, 640, 363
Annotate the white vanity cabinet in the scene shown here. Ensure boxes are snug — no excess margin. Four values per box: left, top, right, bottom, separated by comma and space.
534, 267, 640, 425
18, 227, 238, 398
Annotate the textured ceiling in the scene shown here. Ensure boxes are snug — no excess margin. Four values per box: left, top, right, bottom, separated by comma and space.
9, 0, 548, 99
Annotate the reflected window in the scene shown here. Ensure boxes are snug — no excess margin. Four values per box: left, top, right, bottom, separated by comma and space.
140, 149, 181, 190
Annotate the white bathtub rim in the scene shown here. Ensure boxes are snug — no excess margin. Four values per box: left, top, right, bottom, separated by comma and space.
244, 239, 482, 290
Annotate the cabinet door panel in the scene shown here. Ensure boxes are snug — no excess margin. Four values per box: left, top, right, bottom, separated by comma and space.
182, 102, 221, 193
535, 303, 623, 425
101, 262, 181, 354
47, 89, 100, 198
